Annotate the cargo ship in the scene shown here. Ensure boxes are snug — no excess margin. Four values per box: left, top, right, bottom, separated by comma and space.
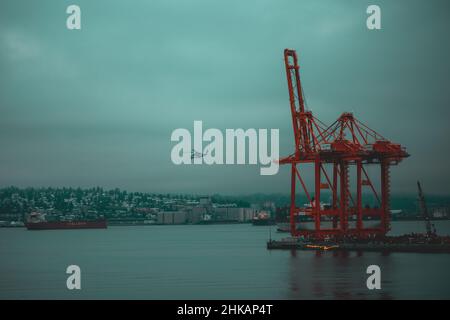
25, 212, 107, 230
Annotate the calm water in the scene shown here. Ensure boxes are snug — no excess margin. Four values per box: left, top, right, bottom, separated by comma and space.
1, 221, 450, 299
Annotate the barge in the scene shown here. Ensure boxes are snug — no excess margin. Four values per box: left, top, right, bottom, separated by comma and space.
267, 235, 450, 253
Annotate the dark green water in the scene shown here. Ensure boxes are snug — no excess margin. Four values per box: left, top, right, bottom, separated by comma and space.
1, 221, 450, 299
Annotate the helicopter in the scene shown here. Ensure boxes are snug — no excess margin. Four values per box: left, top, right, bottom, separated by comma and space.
190, 149, 208, 160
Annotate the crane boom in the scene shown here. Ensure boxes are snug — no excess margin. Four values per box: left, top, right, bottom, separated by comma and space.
417, 181, 432, 235
283, 49, 311, 155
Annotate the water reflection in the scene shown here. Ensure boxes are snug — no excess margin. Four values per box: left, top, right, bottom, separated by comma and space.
287, 249, 394, 299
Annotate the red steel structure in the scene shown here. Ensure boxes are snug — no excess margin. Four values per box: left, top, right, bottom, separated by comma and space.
279, 49, 409, 240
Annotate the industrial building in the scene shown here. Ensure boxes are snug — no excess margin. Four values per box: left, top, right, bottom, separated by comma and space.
157, 211, 187, 225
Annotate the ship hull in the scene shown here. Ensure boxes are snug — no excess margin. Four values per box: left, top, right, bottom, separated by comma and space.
25, 220, 107, 230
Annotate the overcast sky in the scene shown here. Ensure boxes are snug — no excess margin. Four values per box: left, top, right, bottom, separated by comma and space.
0, 0, 449, 195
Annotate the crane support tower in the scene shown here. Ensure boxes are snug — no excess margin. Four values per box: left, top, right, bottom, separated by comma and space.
279, 49, 409, 240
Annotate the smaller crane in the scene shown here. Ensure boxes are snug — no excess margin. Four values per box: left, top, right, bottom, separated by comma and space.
417, 181, 435, 236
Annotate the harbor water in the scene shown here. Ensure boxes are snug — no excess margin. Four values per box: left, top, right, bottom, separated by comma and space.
1, 221, 450, 299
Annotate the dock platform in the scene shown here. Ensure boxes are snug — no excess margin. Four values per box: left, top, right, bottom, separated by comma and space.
267, 238, 450, 253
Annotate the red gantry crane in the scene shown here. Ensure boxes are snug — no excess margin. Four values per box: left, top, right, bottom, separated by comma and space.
279, 49, 409, 240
